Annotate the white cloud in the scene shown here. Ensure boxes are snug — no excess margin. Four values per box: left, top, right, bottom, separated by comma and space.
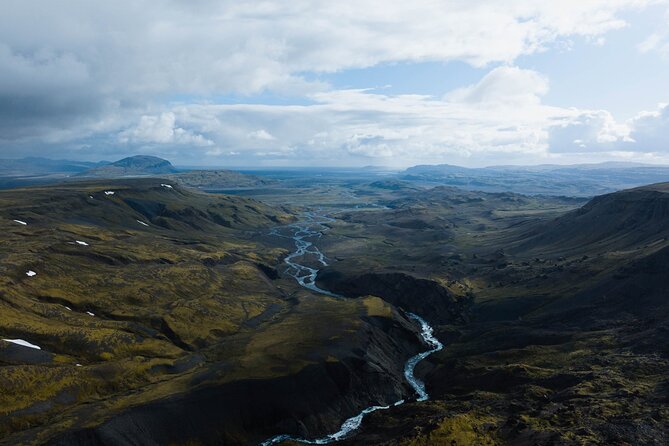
0, 1, 655, 107
247, 129, 276, 141
547, 103, 669, 155
106, 83, 669, 167
137, 81, 567, 166
548, 110, 631, 152
637, 8, 669, 56
445, 66, 549, 105
628, 102, 669, 149
0, 0, 667, 166
119, 112, 213, 146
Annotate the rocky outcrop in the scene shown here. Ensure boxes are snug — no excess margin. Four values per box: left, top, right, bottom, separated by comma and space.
316, 270, 471, 324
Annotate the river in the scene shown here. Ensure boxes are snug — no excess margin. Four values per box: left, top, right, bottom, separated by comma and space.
261, 211, 443, 445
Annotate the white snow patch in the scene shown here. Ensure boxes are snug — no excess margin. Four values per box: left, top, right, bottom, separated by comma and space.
26, 270, 36, 277
13, 220, 27, 225
160, 183, 173, 189
104, 191, 115, 195
76, 363, 82, 367
64, 306, 72, 311
86, 311, 95, 316
3, 338, 41, 350
137, 220, 149, 227
75, 240, 89, 246
89, 195, 94, 199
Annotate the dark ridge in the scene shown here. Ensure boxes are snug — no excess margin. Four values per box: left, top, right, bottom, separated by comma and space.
316, 270, 471, 324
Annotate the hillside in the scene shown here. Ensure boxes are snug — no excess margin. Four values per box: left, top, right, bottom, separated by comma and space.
512, 182, 669, 256
166, 169, 275, 189
77, 155, 177, 177
0, 179, 425, 445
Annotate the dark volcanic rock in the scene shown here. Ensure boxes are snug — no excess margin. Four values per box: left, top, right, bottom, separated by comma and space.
0, 342, 54, 365
316, 270, 471, 324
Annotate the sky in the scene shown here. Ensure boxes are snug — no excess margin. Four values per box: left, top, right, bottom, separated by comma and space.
1, 1, 669, 168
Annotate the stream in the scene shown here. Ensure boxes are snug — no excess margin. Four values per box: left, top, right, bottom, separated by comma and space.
261, 211, 444, 445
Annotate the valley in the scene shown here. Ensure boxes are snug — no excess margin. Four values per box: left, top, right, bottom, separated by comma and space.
1, 169, 668, 445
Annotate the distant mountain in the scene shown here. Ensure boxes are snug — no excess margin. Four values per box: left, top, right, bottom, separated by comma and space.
486, 161, 658, 171
165, 169, 275, 189
368, 179, 420, 191
403, 162, 669, 196
78, 155, 177, 177
0, 157, 105, 177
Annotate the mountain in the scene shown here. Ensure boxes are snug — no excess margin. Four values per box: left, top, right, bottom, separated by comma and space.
76, 157, 275, 189
403, 162, 669, 196
77, 155, 177, 177
0, 157, 105, 177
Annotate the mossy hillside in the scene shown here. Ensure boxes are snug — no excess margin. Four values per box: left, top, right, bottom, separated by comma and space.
4, 293, 419, 445
0, 179, 426, 445
0, 180, 293, 442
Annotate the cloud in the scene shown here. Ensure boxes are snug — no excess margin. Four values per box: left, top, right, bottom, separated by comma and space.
109, 87, 669, 166
0, 0, 666, 166
247, 129, 276, 141
547, 103, 669, 155
0, 0, 655, 145
628, 102, 669, 149
125, 82, 565, 166
637, 8, 669, 56
547, 110, 631, 152
119, 112, 213, 146
445, 66, 549, 105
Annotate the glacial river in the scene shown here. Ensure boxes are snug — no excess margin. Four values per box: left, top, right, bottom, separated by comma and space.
261, 212, 444, 445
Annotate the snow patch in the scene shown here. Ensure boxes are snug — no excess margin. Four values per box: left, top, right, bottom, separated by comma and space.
160, 183, 173, 189
75, 363, 82, 367
86, 311, 95, 316
64, 306, 72, 311
75, 240, 89, 246
104, 191, 115, 195
137, 220, 149, 227
3, 338, 41, 350
13, 220, 27, 225
26, 270, 36, 277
